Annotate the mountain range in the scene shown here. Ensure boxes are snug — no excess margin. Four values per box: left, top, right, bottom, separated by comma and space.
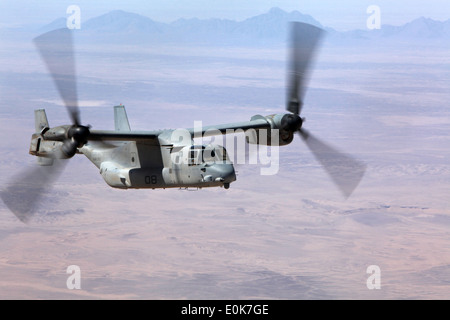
340, 16, 450, 41
6, 7, 450, 45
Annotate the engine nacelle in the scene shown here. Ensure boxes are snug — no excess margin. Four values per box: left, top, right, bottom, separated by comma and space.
30, 124, 90, 159
42, 125, 71, 141
246, 114, 302, 146
29, 132, 68, 160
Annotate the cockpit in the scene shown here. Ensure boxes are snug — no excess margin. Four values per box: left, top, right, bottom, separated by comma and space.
188, 145, 229, 166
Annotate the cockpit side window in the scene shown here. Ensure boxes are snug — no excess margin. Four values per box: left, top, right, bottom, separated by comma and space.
203, 146, 216, 164
188, 145, 230, 165
213, 146, 229, 163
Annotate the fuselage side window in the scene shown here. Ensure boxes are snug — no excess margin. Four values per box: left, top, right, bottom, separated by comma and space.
189, 149, 199, 166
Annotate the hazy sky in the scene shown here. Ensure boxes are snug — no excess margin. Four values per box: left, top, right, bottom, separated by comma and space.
1, 0, 450, 30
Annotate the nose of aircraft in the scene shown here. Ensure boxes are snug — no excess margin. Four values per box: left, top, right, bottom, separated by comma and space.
210, 163, 236, 183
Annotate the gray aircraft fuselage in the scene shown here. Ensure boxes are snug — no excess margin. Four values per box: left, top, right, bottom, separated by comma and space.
29, 105, 296, 191
80, 140, 236, 190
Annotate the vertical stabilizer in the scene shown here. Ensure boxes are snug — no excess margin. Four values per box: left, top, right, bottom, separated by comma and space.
33, 109, 53, 166
35, 109, 49, 133
114, 105, 131, 131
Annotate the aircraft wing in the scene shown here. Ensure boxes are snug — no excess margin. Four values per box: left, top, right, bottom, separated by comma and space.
88, 116, 271, 143
88, 130, 162, 145
187, 116, 271, 138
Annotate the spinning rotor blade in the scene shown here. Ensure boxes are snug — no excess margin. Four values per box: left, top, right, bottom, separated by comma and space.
1, 29, 84, 223
287, 22, 323, 115
285, 22, 366, 197
299, 129, 366, 198
0, 160, 67, 223
33, 28, 80, 126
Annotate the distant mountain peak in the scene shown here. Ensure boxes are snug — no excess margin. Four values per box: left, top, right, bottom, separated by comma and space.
394, 16, 450, 38
268, 7, 286, 15
413, 16, 436, 23
243, 7, 323, 29
83, 9, 165, 34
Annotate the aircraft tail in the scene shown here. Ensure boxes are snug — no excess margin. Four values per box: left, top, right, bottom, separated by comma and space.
32, 109, 54, 166
114, 105, 131, 131
35, 109, 50, 133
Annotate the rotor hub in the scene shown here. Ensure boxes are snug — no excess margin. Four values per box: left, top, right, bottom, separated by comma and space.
281, 113, 303, 132
61, 125, 90, 158
68, 125, 90, 146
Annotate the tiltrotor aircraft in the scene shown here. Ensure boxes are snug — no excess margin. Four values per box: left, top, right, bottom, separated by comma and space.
1, 22, 366, 222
